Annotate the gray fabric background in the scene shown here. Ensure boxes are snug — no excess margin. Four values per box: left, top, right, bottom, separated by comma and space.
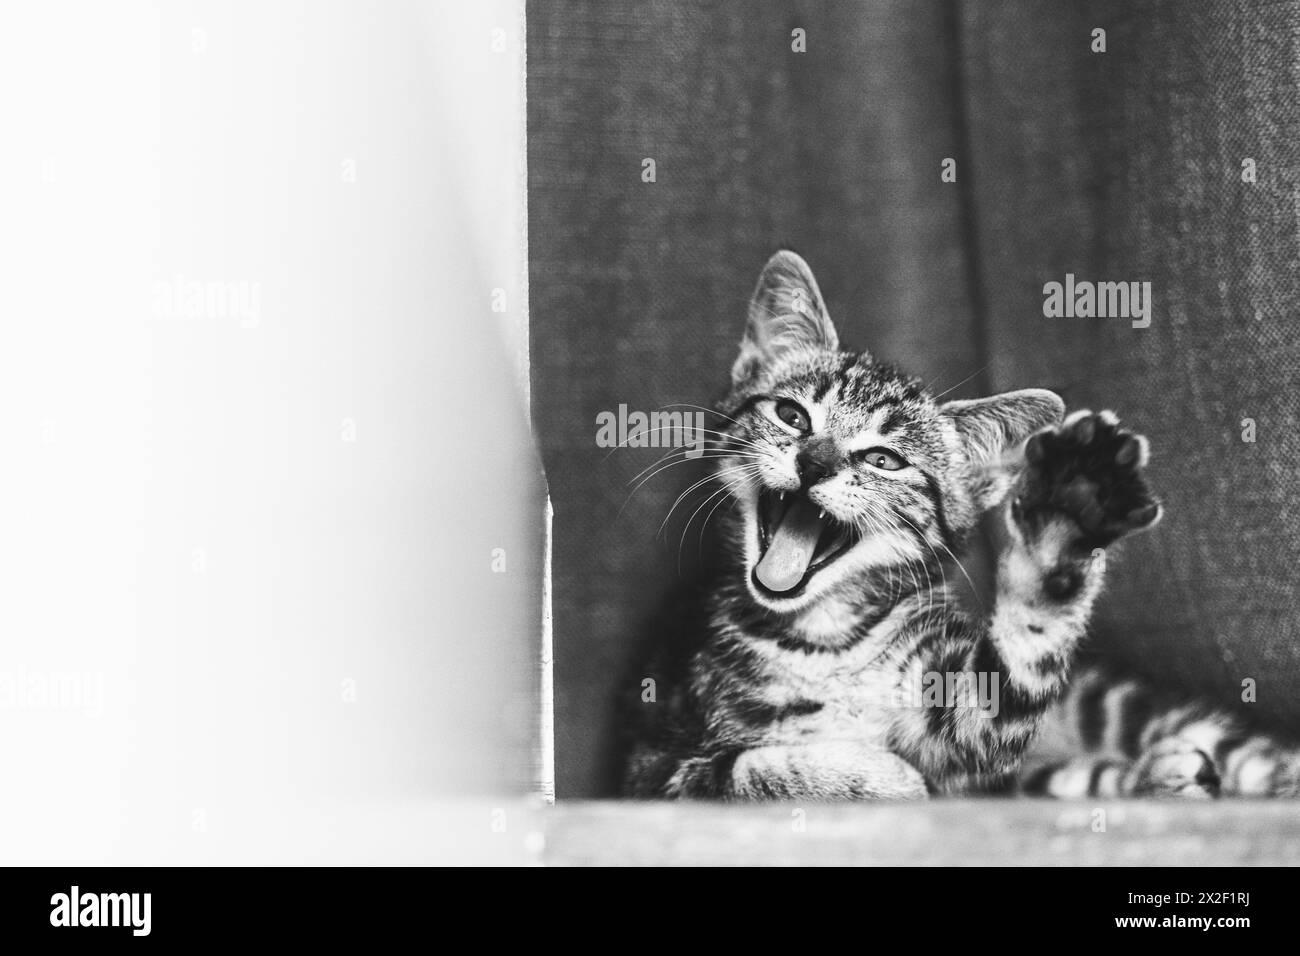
527, 0, 1300, 797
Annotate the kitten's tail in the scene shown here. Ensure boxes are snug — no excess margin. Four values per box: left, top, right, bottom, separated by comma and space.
1017, 667, 1300, 798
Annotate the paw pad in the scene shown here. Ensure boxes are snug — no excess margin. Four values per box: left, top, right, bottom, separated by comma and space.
1016, 410, 1161, 546
1124, 738, 1221, 798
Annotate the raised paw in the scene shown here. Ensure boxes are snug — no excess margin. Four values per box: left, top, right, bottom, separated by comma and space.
1014, 410, 1161, 548
1122, 737, 1220, 798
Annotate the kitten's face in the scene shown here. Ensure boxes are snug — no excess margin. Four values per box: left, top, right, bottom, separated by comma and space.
721, 354, 958, 612
718, 252, 1063, 614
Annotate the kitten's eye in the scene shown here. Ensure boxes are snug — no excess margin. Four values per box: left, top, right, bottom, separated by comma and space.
859, 447, 908, 471
774, 399, 810, 433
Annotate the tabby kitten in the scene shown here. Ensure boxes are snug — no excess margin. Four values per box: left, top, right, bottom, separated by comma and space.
624, 250, 1277, 800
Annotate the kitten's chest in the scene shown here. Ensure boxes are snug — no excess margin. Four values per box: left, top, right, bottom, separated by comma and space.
736, 635, 902, 743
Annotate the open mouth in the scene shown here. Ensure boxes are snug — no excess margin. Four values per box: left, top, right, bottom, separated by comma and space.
752, 489, 857, 596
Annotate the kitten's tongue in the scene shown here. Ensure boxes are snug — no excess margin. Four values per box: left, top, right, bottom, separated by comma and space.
755, 497, 824, 593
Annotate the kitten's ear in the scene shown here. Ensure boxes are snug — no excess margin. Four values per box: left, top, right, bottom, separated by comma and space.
941, 388, 1065, 465
732, 250, 839, 385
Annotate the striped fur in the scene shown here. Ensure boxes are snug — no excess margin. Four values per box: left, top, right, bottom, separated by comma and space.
1020, 668, 1300, 798
623, 251, 1174, 800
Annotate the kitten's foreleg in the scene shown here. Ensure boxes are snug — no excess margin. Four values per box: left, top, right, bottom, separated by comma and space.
663, 743, 929, 800
991, 408, 1161, 679
899, 411, 1161, 785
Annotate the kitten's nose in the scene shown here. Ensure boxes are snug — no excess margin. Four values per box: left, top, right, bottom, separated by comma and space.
796, 440, 839, 489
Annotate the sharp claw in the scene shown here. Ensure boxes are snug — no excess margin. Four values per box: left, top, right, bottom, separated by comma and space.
1115, 435, 1140, 466
1126, 503, 1159, 526
1072, 416, 1097, 444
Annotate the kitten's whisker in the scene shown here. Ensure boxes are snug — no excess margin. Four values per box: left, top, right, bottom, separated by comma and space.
892, 510, 978, 608
864, 503, 930, 616
673, 467, 762, 567
702, 472, 759, 562
857, 498, 935, 618
657, 464, 757, 540
932, 540, 982, 609
625, 447, 763, 492
659, 403, 748, 430
677, 476, 751, 576
872, 514, 913, 609
929, 361, 993, 402
889, 511, 950, 639
623, 446, 694, 485
619, 452, 765, 523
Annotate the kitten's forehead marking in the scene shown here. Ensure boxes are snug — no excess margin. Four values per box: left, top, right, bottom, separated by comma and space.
807, 398, 829, 434
834, 408, 895, 451
809, 374, 845, 432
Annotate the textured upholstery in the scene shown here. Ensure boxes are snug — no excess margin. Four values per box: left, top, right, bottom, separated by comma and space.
528, 1, 1300, 795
